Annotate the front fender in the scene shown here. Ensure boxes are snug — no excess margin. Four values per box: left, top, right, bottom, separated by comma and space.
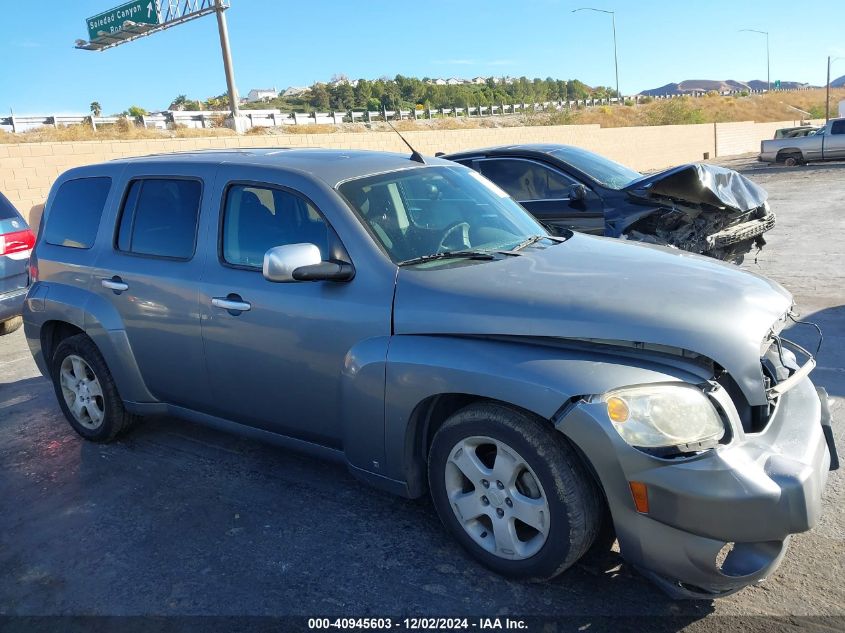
381, 335, 706, 485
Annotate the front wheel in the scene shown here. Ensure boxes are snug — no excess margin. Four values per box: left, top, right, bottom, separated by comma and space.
782, 154, 802, 167
428, 403, 602, 581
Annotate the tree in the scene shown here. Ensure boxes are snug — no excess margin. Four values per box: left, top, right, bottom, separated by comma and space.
89, 101, 102, 117
309, 83, 330, 110
354, 79, 373, 109
169, 94, 189, 110
331, 82, 354, 110
125, 105, 148, 117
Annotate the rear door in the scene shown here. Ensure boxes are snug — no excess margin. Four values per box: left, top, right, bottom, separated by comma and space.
92, 166, 211, 409
465, 157, 605, 235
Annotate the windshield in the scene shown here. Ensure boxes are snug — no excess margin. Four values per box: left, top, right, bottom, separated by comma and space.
550, 146, 641, 190
338, 165, 547, 264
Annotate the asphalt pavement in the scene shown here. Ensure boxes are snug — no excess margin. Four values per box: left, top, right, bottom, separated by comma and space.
0, 157, 843, 630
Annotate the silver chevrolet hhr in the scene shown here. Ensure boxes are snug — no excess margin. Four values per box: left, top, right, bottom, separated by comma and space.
23, 148, 837, 598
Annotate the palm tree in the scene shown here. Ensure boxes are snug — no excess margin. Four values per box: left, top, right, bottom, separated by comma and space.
90, 101, 102, 117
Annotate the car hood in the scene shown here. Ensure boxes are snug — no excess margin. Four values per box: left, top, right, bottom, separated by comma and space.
623, 163, 768, 212
393, 233, 791, 406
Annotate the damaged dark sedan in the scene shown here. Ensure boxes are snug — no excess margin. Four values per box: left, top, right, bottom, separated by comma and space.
443, 144, 775, 263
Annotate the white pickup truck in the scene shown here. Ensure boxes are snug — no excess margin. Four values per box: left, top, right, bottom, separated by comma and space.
759, 117, 845, 165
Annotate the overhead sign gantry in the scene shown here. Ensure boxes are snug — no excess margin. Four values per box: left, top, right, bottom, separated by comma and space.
75, 0, 241, 123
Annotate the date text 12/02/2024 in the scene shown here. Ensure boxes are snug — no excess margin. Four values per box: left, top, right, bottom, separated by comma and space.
307, 618, 528, 630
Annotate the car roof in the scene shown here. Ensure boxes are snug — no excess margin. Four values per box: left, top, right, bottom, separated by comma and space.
443, 144, 573, 159
103, 148, 457, 188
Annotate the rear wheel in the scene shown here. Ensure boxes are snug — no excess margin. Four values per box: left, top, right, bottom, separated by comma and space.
50, 334, 136, 442
782, 153, 802, 167
0, 316, 23, 336
428, 403, 602, 581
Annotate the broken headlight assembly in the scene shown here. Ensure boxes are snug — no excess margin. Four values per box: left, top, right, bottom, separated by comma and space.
598, 384, 725, 451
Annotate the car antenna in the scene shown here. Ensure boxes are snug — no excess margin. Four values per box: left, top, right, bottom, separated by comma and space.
386, 120, 426, 164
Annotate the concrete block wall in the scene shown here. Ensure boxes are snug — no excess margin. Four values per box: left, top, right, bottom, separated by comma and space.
0, 119, 798, 225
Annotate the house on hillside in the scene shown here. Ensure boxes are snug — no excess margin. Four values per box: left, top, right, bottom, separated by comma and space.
282, 86, 309, 98
446, 77, 463, 85
246, 88, 278, 102
472, 76, 487, 85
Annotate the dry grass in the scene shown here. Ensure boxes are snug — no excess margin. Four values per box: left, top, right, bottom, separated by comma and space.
0, 122, 235, 144
2, 89, 844, 144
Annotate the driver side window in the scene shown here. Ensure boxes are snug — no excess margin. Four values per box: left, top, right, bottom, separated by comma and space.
222, 184, 330, 268
478, 159, 578, 202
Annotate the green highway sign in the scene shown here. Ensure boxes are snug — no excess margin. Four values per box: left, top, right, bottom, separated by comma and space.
87, 1, 160, 41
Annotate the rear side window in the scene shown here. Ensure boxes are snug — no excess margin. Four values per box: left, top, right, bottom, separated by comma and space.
116, 178, 202, 259
0, 192, 20, 221
44, 177, 111, 249
832, 120, 845, 135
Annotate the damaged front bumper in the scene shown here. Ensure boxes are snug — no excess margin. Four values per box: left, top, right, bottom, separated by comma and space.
557, 374, 834, 599
706, 211, 776, 249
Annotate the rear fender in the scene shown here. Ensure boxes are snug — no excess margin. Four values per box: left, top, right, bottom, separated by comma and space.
24, 282, 155, 403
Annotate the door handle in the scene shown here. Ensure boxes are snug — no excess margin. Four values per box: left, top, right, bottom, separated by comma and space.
101, 278, 129, 292
211, 297, 252, 312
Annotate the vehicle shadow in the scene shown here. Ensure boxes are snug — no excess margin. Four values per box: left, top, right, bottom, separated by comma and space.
783, 305, 845, 399
0, 377, 715, 623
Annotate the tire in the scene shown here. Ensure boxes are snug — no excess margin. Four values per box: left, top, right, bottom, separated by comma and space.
782, 154, 802, 167
50, 334, 136, 442
0, 316, 23, 336
428, 403, 602, 581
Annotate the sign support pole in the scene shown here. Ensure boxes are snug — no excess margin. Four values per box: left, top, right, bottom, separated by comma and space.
214, 0, 240, 122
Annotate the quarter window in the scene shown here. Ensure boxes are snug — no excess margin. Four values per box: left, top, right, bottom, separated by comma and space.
44, 177, 111, 249
116, 179, 201, 259
221, 184, 330, 268
478, 159, 578, 201
831, 120, 845, 135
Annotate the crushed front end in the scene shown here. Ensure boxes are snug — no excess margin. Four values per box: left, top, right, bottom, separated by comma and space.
556, 319, 836, 599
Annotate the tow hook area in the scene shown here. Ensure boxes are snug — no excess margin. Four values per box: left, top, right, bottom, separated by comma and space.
818, 387, 839, 471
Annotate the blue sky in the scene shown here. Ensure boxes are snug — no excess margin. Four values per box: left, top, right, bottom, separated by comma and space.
2, 0, 844, 114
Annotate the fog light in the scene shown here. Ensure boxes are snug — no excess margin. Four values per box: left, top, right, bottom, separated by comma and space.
629, 481, 649, 513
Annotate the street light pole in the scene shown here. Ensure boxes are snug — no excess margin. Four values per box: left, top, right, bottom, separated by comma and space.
215, 0, 240, 121
740, 29, 770, 91
572, 8, 620, 102
827, 56, 844, 123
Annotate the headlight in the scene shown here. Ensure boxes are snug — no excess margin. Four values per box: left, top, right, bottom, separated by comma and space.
599, 384, 725, 450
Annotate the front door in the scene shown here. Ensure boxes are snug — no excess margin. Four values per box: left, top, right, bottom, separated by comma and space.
198, 174, 392, 447
472, 157, 605, 235
824, 120, 845, 159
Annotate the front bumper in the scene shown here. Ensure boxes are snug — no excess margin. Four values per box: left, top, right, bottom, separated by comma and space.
557, 375, 833, 598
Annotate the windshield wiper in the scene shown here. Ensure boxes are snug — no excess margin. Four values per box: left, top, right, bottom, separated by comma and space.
511, 235, 549, 252
398, 250, 496, 266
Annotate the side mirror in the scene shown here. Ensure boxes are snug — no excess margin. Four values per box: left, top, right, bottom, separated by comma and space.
568, 184, 588, 202
263, 243, 354, 283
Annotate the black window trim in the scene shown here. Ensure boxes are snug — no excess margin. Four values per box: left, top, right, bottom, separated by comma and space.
217, 179, 348, 273
43, 175, 113, 250
112, 175, 204, 262
473, 156, 585, 203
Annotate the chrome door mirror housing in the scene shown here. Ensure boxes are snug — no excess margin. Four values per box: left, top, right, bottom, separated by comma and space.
263, 244, 355, 283
263, 243, 322, 283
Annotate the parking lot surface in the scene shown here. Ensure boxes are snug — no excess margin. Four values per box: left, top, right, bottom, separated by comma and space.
1, 158, 843, 627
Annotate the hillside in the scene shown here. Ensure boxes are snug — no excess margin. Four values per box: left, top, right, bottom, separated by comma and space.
640, 79, 811, 96
831, 74, 845, 88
